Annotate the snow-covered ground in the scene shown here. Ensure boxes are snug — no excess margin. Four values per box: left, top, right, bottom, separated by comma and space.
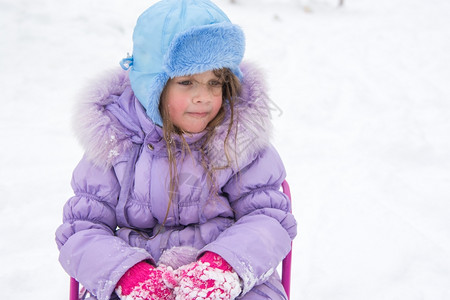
1, 0, 450, 299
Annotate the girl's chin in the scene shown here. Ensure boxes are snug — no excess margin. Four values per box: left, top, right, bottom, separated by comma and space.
179, 123, 208, 134
177, 117, 211, 133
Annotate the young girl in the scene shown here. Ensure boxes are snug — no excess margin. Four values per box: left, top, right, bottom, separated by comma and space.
55, 0, 297, 299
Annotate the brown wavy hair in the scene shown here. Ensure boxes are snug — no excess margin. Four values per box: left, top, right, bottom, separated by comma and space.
155, 68, 241, 235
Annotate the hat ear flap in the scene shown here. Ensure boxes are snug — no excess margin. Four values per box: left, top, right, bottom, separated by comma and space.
146, 73, 170, 127
128, 71, 169, 127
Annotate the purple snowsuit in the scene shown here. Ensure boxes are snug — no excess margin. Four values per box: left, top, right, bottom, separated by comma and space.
55, 63, 297, 300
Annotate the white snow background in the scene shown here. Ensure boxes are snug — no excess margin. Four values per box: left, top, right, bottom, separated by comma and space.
1, 0, 450, 299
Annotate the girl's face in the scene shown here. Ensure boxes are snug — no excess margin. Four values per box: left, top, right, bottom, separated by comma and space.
164, 70, 223, 133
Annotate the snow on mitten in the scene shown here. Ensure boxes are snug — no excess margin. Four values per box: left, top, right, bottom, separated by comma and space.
174, 251, 242, 300
115, 261, 177, 300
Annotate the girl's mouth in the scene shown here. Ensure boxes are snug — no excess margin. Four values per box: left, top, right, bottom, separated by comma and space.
187, 112, 208, 118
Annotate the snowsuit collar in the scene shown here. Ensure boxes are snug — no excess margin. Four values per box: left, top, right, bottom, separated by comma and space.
73, 62, 274, 170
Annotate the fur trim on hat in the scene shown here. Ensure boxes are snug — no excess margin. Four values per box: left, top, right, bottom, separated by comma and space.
164, 23, 244, 79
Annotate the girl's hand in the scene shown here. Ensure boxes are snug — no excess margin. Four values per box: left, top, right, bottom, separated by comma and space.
174, 252, 241, 300
115, 261, 177, 300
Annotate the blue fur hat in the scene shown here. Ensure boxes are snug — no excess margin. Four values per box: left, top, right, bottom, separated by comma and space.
120, 0, 246, 126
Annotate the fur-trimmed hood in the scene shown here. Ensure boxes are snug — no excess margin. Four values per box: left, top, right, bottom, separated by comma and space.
73, 62, 274, 170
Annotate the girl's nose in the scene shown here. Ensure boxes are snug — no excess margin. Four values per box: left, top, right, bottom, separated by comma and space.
192, 83, 212, 103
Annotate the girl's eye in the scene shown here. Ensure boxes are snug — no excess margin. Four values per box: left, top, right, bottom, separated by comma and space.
209, 80, 222, 87
178, 80, 192, 86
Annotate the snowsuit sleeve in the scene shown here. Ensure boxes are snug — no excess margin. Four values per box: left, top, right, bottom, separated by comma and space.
55, 156, 153, 300
201, 144, 297, 294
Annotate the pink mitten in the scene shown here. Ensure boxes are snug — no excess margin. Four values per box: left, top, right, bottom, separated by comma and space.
115, 261, 177, 300
174, 252, 242, 300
